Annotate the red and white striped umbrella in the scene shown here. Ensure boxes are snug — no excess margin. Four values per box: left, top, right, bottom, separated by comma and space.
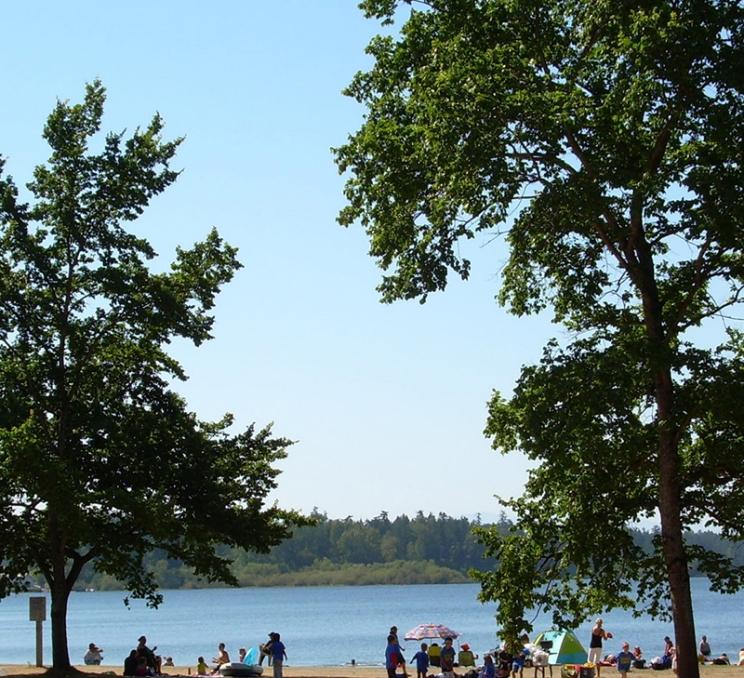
404, 623, 461, 641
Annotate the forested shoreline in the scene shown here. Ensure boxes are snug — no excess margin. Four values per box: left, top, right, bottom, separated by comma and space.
27, 511, 743, 591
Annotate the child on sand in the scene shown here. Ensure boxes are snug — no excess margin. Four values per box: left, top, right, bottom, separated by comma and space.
616, 642, 634, 678
440, 638, 456, 678
197, 657, 209, 675
411, 643, 429, 678
270, 632, 287, 678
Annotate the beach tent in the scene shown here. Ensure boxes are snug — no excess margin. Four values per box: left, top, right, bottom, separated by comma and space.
533, 630, 588, 665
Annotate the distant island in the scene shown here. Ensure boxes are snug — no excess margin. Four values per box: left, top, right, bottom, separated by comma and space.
24, 511, 741, 590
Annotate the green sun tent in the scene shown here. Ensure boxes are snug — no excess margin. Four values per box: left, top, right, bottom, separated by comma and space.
534, 629, 588, 665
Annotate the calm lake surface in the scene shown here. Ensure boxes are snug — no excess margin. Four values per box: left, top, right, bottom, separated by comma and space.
0, 581, 742, 667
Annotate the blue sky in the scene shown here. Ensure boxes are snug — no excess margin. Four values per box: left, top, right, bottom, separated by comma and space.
1, 1, 559, 520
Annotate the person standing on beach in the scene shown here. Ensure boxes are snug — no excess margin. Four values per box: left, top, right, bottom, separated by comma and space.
411, 643, 429, 678
389, 626, 408, 675
260, 633, 274, 667
270, 632, 287, 678
386, 634, 405, 678
588, 619, 612, 676
483, 654, 496, 678
440, 637, 456, 678
699, 636, 711, 660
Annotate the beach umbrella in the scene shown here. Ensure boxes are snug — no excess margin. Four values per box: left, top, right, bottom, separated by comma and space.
404, 623, 461, 641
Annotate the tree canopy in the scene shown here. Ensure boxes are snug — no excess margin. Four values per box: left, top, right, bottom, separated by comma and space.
0, 81, 308, 670
336, 2, 744, 678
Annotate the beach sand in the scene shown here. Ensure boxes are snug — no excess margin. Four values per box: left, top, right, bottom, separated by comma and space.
0, 667, 373, 678
0, 665, 742, 678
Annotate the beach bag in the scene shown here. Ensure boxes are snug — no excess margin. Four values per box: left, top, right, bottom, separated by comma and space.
533, 651, 549, 668
561, 665, 578, 678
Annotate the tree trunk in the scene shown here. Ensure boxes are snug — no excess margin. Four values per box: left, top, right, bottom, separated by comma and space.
48, 510, 73, 671
633, 218, 699, 678
50, 577, 72, 670
658, 426, 698, 678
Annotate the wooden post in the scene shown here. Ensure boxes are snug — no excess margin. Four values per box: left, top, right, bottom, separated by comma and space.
29, 596, 47, 667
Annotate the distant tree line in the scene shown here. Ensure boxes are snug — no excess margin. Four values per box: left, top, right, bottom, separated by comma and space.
24, 511, 744, 591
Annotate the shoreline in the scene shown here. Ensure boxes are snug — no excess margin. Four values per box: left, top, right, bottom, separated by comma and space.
1, 665, 743, 678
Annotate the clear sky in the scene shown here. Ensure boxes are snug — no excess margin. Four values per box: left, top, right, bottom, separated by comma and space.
1, 1, 559, 521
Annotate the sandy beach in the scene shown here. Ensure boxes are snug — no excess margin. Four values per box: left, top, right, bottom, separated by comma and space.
0, 668, 371, 678
0, 665, 742, 678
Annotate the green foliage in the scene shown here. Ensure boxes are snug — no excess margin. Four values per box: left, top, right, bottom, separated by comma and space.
0, 82, 308, 669
337, 2, 744, 676
52, 511, 494, 588
22, 513, 741, 591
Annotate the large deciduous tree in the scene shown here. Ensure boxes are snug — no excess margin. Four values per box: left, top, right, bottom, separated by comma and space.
335, 2, 744, 677
0, 82, 308, 670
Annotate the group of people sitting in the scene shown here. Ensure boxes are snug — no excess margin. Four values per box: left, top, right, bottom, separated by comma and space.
195, 634, 287, 677
120, 633, 288, 677
124, 635, 162, 676
698, 635, 743, 666
594, 633, 739, 671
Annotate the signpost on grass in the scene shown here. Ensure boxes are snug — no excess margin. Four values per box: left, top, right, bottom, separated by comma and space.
29, 596, 46, 667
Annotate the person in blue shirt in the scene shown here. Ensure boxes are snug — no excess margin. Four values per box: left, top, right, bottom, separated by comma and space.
386, 634, 405, 678
411, 643, 429, 678
483, 654, 496, 678
270, 633, 287, 678
616, 642, 634, 678
511, 646, 528, 678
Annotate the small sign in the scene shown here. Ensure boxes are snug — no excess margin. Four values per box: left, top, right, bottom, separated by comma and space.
29, 596, 46, 621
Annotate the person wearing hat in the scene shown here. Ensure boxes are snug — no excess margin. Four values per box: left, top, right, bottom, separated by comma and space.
84, 642, 103, 665
588, 619, 612, 676
458, 643, 477, 667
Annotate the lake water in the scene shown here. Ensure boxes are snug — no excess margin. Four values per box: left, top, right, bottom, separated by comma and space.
0, 581, 742, 668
